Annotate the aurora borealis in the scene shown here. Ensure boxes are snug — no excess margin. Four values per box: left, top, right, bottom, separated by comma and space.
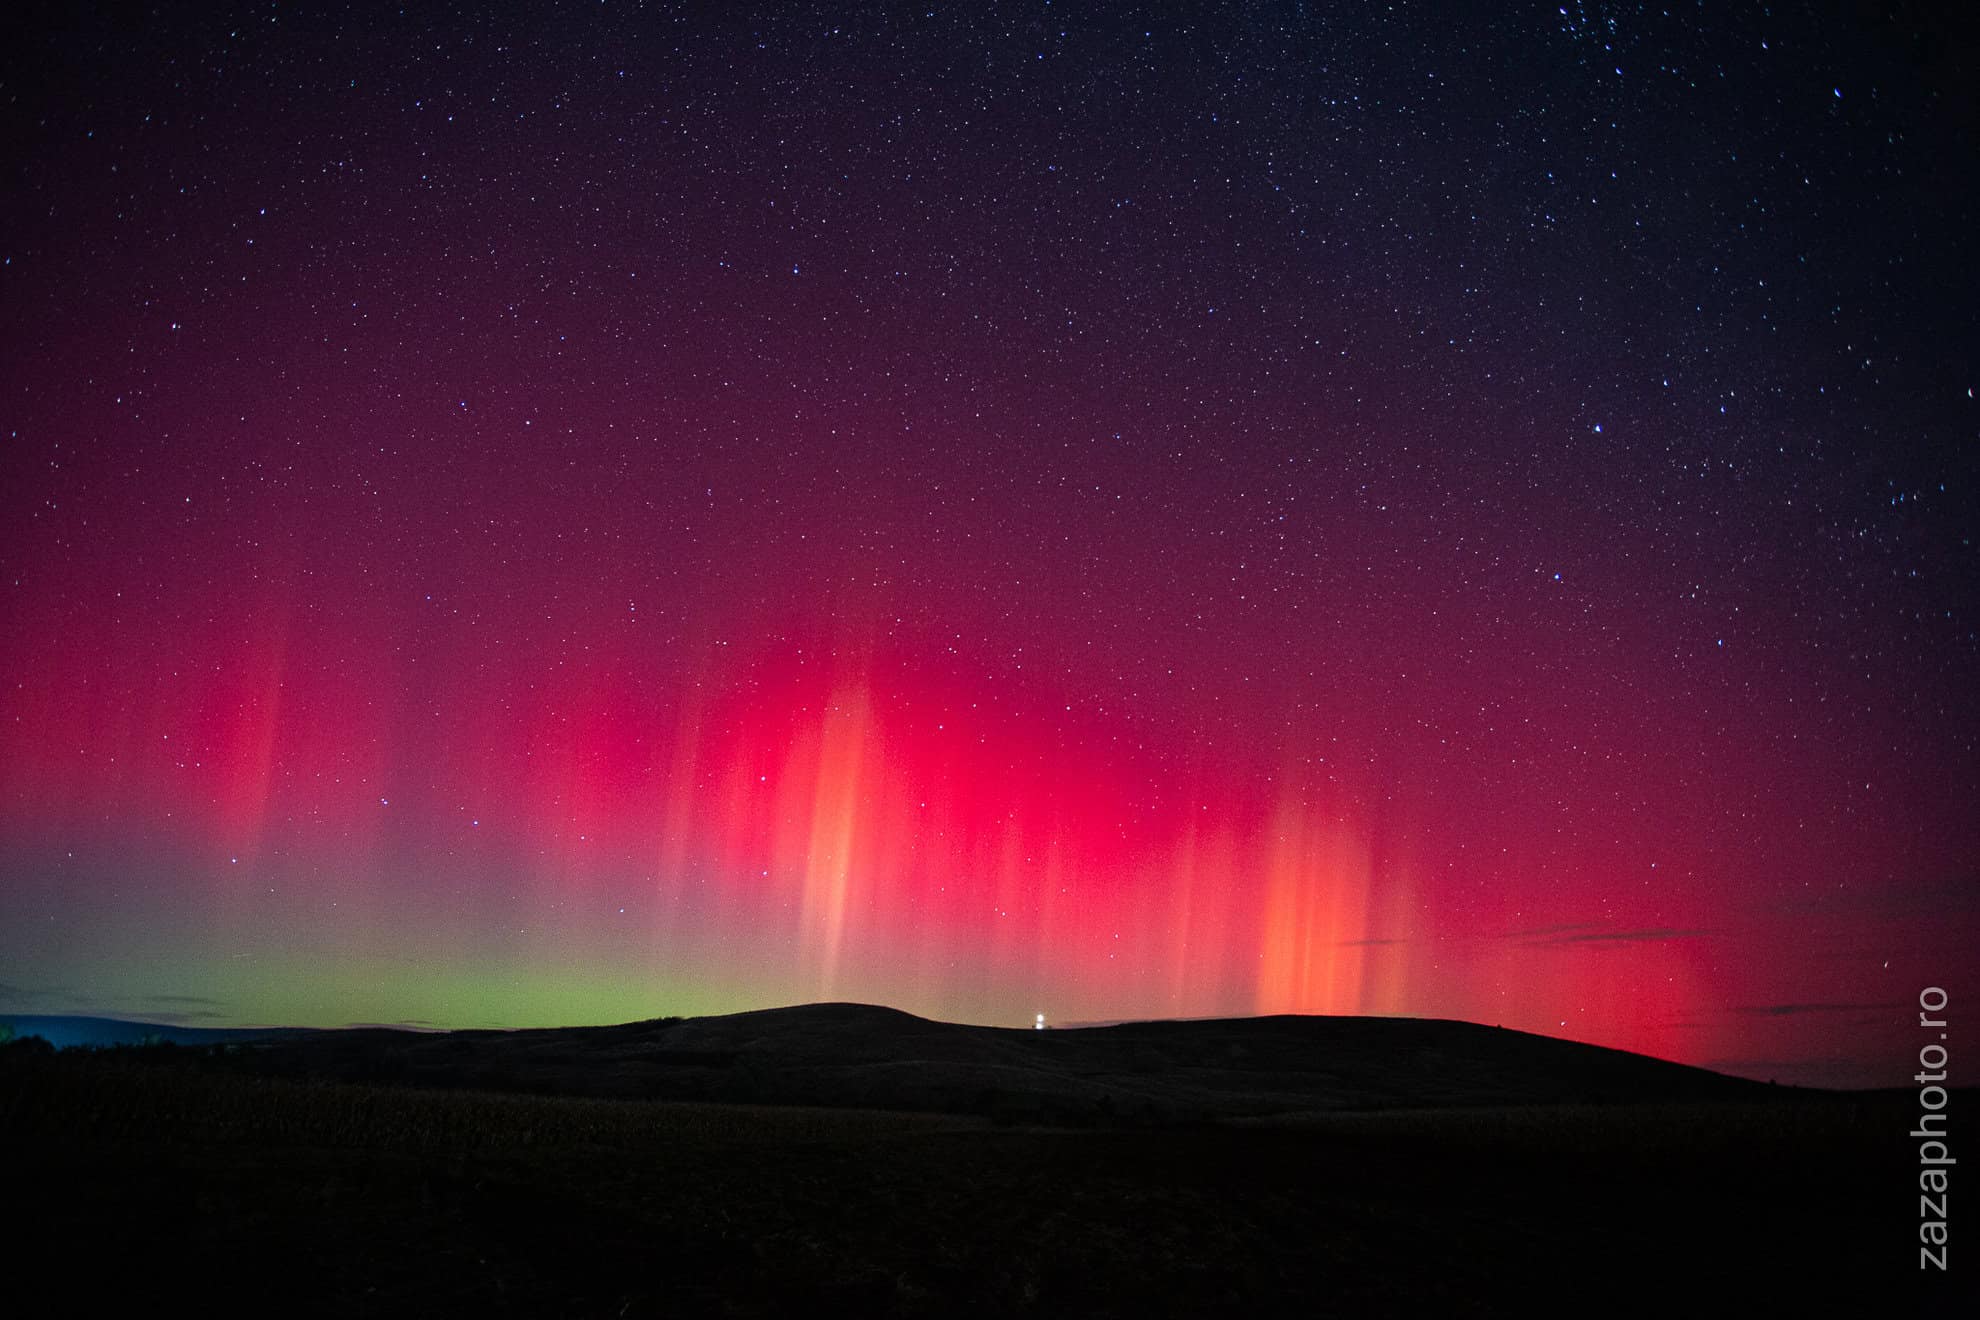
2, 3, 1974, 1089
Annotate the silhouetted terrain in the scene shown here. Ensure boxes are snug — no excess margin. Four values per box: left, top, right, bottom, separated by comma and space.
0, 1014, 314, 1049
198, 1002, 1772, 1121
2, 1008, 1965, 1315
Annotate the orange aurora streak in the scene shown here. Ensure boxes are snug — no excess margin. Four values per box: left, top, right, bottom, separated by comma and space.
0, 609, 1727, 1066
630, 645, 1426, 1020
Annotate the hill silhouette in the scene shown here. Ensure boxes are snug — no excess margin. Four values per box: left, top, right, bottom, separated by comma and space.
7, 1003, 1947, 1314
219, 1002, 1769, 1120
0, 1014, 313, 1050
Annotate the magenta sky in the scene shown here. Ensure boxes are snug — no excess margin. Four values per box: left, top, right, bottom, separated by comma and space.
3, 4, 1975, 1088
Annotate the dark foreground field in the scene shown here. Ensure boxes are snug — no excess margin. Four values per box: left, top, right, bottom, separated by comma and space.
3, 1035, 1968, 1317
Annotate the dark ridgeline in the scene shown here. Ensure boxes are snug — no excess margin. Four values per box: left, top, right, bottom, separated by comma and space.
3, 1003, 1946, 1316
198, 1001, 1768, 1120
0, 1015, 315, 1050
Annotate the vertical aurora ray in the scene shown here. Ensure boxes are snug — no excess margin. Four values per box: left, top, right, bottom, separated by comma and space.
0, 1, 1973, 1093
0, 569, 1963, 1084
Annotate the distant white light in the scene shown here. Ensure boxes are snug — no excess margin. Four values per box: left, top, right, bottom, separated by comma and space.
1035, 1012, 1046, 1030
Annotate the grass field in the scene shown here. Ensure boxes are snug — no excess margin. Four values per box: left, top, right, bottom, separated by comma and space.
3, 1043, 1966, 1316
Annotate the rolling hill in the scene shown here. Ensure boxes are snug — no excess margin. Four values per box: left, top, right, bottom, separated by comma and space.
149, 1002, 1778, 1120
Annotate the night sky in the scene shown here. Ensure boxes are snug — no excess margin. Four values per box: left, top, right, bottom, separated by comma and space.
3, 2, 1975, 1089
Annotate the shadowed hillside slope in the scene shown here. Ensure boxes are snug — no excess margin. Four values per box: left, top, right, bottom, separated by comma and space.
229, 1003, 1773, 1120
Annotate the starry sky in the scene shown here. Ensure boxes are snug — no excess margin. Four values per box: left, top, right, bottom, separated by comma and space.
2, 2, 1974, 1088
